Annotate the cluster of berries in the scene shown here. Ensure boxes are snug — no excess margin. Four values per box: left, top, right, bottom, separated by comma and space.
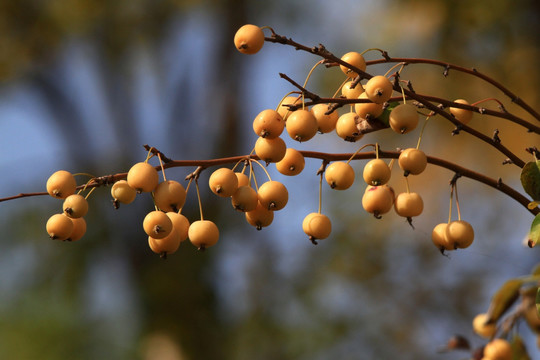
235, 24, 475, 250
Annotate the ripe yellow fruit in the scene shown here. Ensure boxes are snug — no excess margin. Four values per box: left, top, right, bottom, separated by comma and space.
46, 170, 77, 199
394, 192, 423, 218
355, 92, 384, 120
154, 180, 187, 212
252, 109, 285, 139
148, 229, 181, 257
398, 148, 427, 176
325, 161, 355, 190
62, 194, 89, 218
310, 103, 339, 133
341, 80, 364, 99
255, 136, 287, 164
286, 109, 318, 142
111, 180, 137, 204
127, 162, 159, 193
257, 181, 288, 211
302, 213, 332, 241
209, 168, 239, 198
46, 213, 74, 241
188, 220, 219, 250
472, 313, 497, 339
245, 202, 274, 230
362, 185, 395, 217
67, 217, 86, 242
235, 172, 250, 187
431, 223, 453, 251
363, 159, 391, 186
445, 220, 474, 249
231, 185, 259, 212
449, 99, 473, 124
166, 212, 190, 243
483, 338, 512, 360
336, 112, 363, 142
389, 103, 419, 134
143, 210, 173, 239
276, 148, 305, 176
364, 75, 393, 104
234, 24, 264, 55
339, 52, 366, 78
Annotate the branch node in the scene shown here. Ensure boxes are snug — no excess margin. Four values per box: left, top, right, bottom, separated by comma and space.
497, 178, 503, 187
443, 65, 450, 77
492, 129, 501, 144
450, 173, 462, 186
502, 158, 513, 165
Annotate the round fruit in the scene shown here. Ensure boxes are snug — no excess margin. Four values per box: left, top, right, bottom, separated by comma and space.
394, 192, 424, 217
166, 212, 189, 243
278, 96, 302, 121
310, 103, 339, 133
252, 109, 285, 138
362, 185, 395, 217
363, 159, 391, 186
483, 338, 512, 360
336, 112, 363, 142
325, 161, 355, 190
445, 220, 474, 249
188, 220, 219, 250
257, 181, 288, 211
209, 168, 239, 198
472, 313, 497, 339
245, 202, 274, 230
364, 75, 393, 104
254, 136, 287, 164
234, 24, 264, 55
46, 170, 77, 199
148, 228, 181, 257
431, 223, 453, 251
398, 148, 427, 176
449, 99, 473, 124
339, 52, 366, 78
389, 103, 419, 134
62, 194, 89, 218
341, 80, 364, 99
302, 213, 332, 241
235, 172, 250, 187
276, 148, 305, 176
127, 162, 159, 193
355, 92, 384, 120
67, 217, 86, 241
231, 185, 258, 212
143, 210, 173, 239
111, 180, 137, 204
46, 213, 74, 241
286, 109, 318, 142
154, 180, 187, 212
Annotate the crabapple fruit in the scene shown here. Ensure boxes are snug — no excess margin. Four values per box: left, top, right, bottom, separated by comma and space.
46, 170, 77, 199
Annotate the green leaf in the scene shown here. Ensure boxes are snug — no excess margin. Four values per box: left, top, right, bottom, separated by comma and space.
511, 334, 531, 360
521, 160, 540, 201
486, 279, 523, 323
375, 101, 399, 126
528, 214, 540, 248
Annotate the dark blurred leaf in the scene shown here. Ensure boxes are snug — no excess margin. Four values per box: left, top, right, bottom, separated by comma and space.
486, 279, 523, 323
437, 334, 470, 353
521, 160, 540, 201
375, 101, 399, 126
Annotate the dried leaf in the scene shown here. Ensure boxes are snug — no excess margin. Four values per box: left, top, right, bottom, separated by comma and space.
486, 279, 523, 323
521, 160, 540, 201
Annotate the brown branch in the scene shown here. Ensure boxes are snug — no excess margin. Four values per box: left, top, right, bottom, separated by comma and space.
265, 33, 535, 167
1, 150, 537, 216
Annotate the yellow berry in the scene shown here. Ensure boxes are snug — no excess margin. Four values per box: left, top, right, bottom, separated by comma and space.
46, 170, 77, 199
336, 112, 363, 142
450, 99, 473, 124
355, 92, 384, 120
209, 168, 239, 198
340, 52, 366, 78
472, 313, 497, 339
143, 211, 172, 239
254, 136, 287, 164
310, 104, 339, 133
398, 148, 427, 176
245, 202, 274, 230
389, 103, 419, 134
46, 213, 74, 241
111, 180, 137, 204
364, 75, 393, 104
363, 159, 391, 186
483, 338, 512, 360
276, 148, 305, 176
446, 220, 474, 249
394, 192, 423, 218
257, 181, 288, 211
302, 213, 332, 241
234, 24, 264, 55
286, 109, 318, 142
253, 109, 285, 138
67, 217, 86, 242
188, 220, 219, 250
62, 194, 89, 218
127, 162, 159, 193
325, 161, 355, 190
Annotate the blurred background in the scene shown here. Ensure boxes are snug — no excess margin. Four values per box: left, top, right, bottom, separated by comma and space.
0, 0, 539, 359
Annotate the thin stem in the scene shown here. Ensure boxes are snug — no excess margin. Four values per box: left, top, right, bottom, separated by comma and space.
448, 184, 454, 224
405, 176, 411, 194
332, 77, 351, 98
416, 114, 433, 150
157, 153, 166, 182
347, 143, 376, 163
455, 182, 462, 221
318, 170, 323, 214
195, 179, 203, 221
83, 187, 97, 200
250, 159, 272, 181
383, 63, 406, 78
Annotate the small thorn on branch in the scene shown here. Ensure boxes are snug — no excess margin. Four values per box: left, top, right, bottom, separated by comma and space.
492, 129, 501, 144
502, 158, 513, 165
497, 178, 503, 187
143, 144, 172, 163
381, 50, 390, 61
525, 147, 540, 158
443, 65, 450, 77
451, 125, 462, 136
